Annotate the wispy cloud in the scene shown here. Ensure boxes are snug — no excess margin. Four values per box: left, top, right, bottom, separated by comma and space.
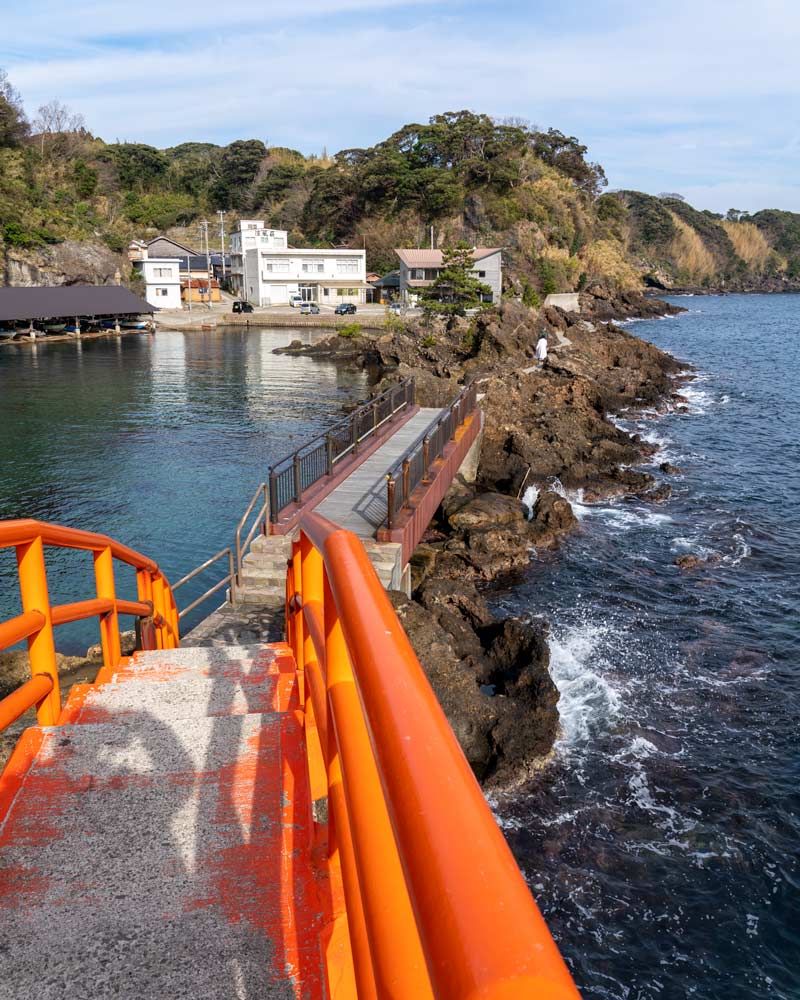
4, 0, 800, 211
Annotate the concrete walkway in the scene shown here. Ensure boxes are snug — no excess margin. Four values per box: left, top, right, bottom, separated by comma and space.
316, 408, 444, 538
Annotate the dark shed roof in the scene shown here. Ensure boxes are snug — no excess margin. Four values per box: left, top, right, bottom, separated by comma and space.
373, 269, 401, 288
0, 286, 154, 323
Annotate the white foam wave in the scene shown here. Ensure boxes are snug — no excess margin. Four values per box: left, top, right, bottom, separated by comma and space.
548, 623, 622, 747
521, 484, 539, 520
724, 532, 752, 567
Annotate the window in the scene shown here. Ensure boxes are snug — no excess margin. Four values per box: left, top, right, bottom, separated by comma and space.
336, 259, 359, 273
323, 288, 329, 297
155, 287, 169, 296
302, 261, 324, 273
477, 270, 486, 278
337, 288, 357, 297
153, 267, 173, 278
273, 237, 286, 248
263, 259, 290, 273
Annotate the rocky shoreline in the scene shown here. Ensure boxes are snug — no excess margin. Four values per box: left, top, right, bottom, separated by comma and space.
279, 288, 690, 788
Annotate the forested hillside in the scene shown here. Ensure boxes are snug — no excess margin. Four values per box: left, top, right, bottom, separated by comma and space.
2, 66, 800, 294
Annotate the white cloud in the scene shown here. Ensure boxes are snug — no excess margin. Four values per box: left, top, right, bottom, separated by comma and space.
4, 0, 800, 211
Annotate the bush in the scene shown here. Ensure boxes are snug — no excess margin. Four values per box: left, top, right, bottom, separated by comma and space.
338, 321, 362, 338
103, 231, 126, 253
522, 281, 540, 308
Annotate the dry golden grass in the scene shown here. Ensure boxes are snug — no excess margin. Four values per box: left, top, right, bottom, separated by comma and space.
579, 239, 640, 289
721, 220, 771, 272
669, 212, 716, 281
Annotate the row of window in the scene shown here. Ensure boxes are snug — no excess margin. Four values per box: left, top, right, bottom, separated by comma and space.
408, 267, 487, 280
260, 258, 361, 273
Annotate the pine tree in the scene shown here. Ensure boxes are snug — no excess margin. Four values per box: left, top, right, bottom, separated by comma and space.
419, 242, 492, 318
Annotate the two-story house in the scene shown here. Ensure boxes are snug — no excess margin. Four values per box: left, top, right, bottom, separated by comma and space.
395, 247, 503, 304
134, 256, 183, 310
229, 221, 367, 306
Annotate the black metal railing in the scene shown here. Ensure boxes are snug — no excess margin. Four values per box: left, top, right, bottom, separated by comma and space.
386, 380, 478, 529
268, 377, 416, 523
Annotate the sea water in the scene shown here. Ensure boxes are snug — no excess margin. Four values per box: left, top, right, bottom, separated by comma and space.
491, 295, 800, 998
0, 327, 368, 647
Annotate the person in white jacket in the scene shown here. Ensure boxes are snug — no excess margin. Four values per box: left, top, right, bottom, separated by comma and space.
535, 332, 548, 364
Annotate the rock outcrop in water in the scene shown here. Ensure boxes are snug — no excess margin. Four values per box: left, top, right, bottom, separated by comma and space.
279, 294, 687, 786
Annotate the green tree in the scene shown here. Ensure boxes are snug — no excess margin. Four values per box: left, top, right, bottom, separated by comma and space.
0, 68, 29, 147
210, 139, 267, 209
420, 242, 492, 317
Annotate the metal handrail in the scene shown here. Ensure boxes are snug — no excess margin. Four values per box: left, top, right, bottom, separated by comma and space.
267, 377, 415, 523
0, 519, 178, 732
386, 379, 478, 528
173, 547, 236, 619
235, 482, 269, 585
286, 511, 580, 999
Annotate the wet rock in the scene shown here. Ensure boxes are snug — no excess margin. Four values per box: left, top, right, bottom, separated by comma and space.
448, 492, 527, 532
528, 490, 579, 548
388, 585, 559, 787
660, 461, 683, 474
675, 553, 722, 570
641, 483, 673, 504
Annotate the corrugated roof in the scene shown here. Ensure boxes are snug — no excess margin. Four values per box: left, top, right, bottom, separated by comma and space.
394, 247, 501, 267
0, 286, 154, 323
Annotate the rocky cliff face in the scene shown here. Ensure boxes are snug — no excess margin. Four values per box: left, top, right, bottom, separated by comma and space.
1, 240, 125, 287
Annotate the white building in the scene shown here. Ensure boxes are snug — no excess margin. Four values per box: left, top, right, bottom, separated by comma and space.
229, 220, 367, 306
136, 256, 183, 310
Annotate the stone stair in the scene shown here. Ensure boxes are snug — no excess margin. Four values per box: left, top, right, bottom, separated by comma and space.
0, 643, 325, 1000
236, 532, 407, 604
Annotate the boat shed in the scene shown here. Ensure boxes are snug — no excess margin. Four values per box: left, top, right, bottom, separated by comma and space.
0, 286, 154, 324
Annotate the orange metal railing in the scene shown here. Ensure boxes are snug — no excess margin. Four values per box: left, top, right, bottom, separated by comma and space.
287, 510, 581, 1000
0, 519, 178, 732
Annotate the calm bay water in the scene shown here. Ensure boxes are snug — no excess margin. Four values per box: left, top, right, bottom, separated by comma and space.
0, 328, 368, 647
493, 295, 800, 998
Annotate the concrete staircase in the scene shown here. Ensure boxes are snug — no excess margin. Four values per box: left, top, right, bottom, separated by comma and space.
236, 533, 407, 604
0, 644, 325, 1000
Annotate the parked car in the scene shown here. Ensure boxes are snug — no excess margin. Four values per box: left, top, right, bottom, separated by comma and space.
232, 300, 254, 313
289, 294, 304, 307
300, 302, 320, 315
334, 302, 357, 315
388, 302, 406, 315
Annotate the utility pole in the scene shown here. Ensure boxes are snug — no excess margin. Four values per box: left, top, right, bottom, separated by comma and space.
430, 225, 434, 250
185, 255, 192, 313
218, 210, 227, 280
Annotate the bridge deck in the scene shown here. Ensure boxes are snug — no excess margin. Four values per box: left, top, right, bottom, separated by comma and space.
316, 407, 444, 538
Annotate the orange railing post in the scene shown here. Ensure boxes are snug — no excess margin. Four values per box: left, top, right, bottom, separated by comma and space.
15, 534, 61, 726
94, 545, 121, 669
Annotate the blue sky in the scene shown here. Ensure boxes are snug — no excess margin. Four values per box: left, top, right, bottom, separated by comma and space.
3, 0, 799, 212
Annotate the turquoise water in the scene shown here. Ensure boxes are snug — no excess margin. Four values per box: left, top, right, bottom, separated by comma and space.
0, 328, 368, 649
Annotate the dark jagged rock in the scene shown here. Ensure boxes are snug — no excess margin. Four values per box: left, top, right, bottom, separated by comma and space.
388, 582, 559, 788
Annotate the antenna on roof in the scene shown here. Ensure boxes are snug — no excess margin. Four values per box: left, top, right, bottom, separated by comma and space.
430, 226, 434, 250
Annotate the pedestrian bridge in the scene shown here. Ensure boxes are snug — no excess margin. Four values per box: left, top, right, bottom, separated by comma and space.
233, 377, 483, 602
0, 382, 581, 999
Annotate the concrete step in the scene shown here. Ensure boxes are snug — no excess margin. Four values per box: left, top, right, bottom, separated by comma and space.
125, 644, 293, 672
235, 586, 287, 607
250, 535, 293, 556
0, 712, 323, 999
242, 552, 291, 572
61, 667, 298, 724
